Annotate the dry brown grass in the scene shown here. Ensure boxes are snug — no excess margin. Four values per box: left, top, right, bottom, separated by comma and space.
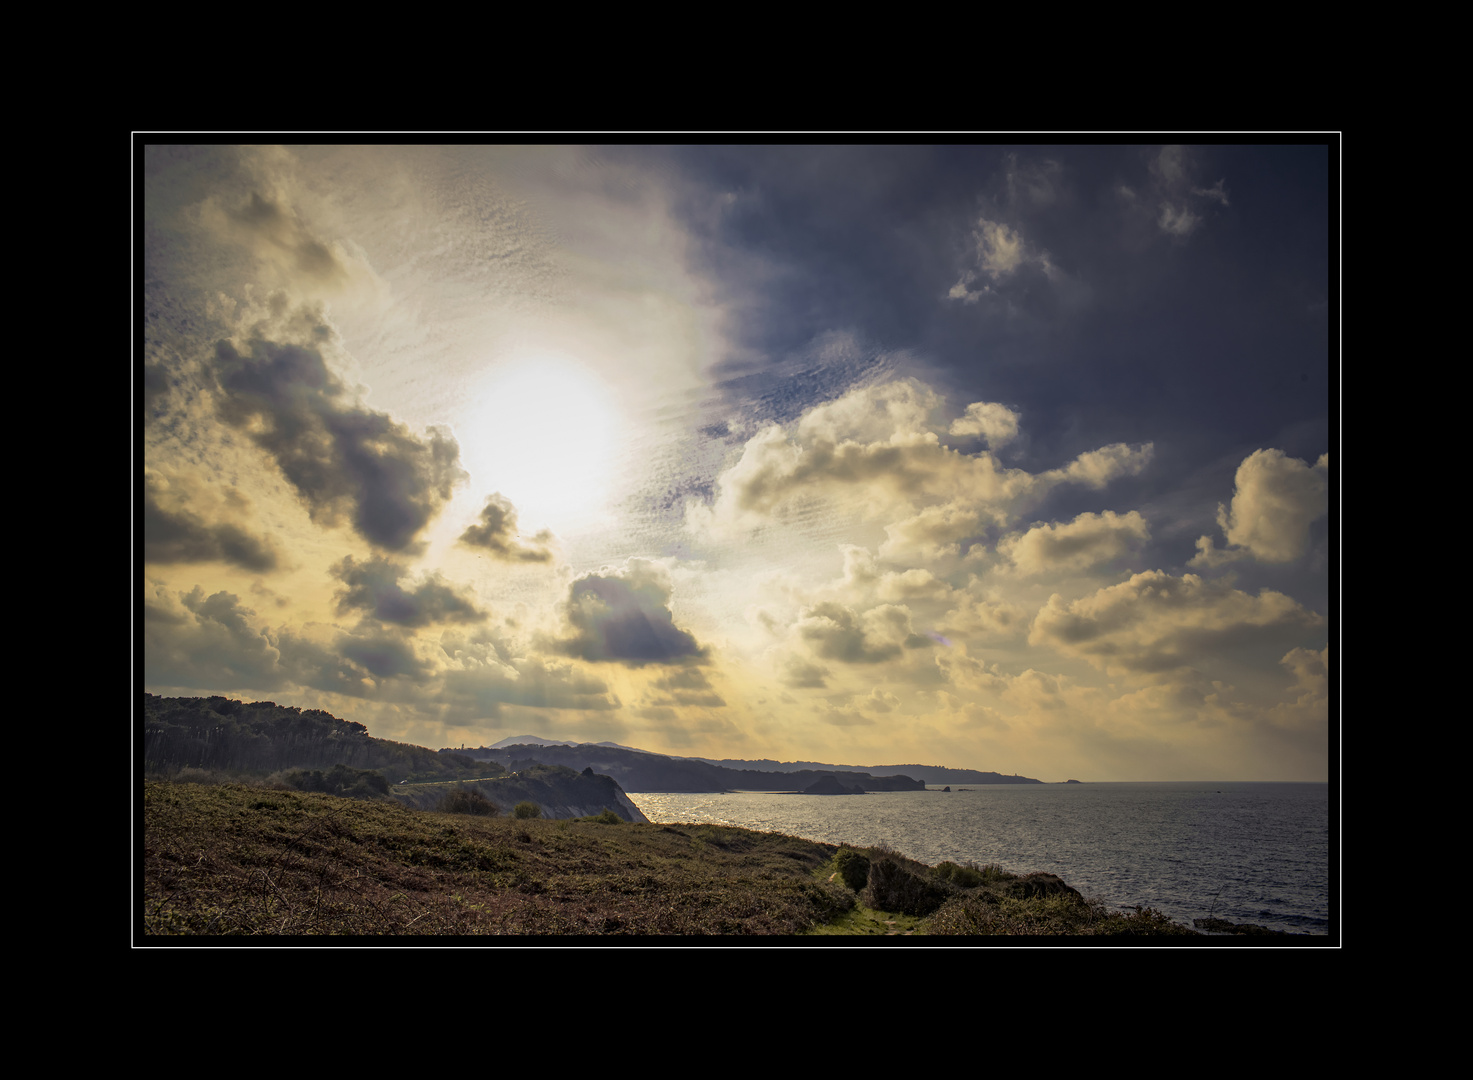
142, 781, 854, 936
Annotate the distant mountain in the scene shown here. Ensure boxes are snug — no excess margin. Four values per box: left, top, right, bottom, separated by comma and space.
450, 741, 929, 793
487, 735, 578, 749
685, 757, 1043, 785
473, 740, 1041, 785
486, 735, 656, 753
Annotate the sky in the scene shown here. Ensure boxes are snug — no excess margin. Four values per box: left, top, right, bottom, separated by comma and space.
140, 142, 1334, 781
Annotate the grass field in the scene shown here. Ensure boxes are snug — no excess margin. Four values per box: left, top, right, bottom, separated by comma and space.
141, 780, 1201, 937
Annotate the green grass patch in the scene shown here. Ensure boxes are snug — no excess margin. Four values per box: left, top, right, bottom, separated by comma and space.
805, 903, 925, 936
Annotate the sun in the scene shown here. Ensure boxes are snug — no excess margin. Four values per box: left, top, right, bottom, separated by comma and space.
457, 353, 625, 537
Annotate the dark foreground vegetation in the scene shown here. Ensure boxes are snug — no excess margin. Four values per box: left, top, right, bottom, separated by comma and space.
143, 780, 1227, 937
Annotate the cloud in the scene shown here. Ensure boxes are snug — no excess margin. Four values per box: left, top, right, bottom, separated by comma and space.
224, 190, 354, 286
1280, 644, 1327, 696
949, 400, 1020, 447
879, 502, 993, 563
778, 654, 830, 689
1004, 153, 1064, 208
459, 493, 556, 562
337, 627, 430, 682
1046, 442, 1156, 489
144, 586, 285, 690
211, 319, 466, 552
1190, 450, 1329, 566
332, 555, 485, 627
939, 590, 1030, 644
797, 601, 917, 665
1148, 145, 1229, 240
648, 667, 726, 708
1030, 570, 1325, 677
948, 218, 1062, 304
838, 545, 953, 603
689, 378, 1152, 549
196, 157, 387, 301
1158, 204, 1201, 237
1152, 145, 1190, 187
999, 510, 1150, 577
864, 687, 901, 713
973, 220, 1026, 279
817, 702, 876, 727
143, 470, 279, 572
1194, 179, 1230, 206
556, 558, 706, 665
144, 581, 442, 698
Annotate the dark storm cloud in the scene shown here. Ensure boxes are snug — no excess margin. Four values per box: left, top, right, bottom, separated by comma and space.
556, 560, 705, 666
650, 144, 1329, 491
145, 582, 437, 697
212, 332, 466, 551
332, 554, 485, 627
458, 493, 556, 562
143, 475, 279, 572
144, 587, 286, 690
337, 629, 429, 681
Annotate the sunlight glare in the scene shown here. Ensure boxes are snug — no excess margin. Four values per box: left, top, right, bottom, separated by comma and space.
461, 354, 625, 536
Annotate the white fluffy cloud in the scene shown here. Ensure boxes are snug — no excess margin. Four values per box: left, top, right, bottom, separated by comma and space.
999, 510, 1150, 577
949, 401, 1020, 447
689, 379, 1153, 559
1191, 450, 1329, 566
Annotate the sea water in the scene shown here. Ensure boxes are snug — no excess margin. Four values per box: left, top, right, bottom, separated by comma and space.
627, 781, 1331, 936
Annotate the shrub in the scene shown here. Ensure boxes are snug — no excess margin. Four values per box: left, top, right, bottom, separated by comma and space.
1005, 873, 1083, 902
863, 855, 955, 917
279, 764, 391, 799
834, 847, 871, 891
513, 801, 541, 820
439, 787, 499, 816
935, 861, 986, 889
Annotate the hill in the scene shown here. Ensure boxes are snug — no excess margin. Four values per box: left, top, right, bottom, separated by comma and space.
142, 695, 639, 821
143, 694, 487, 782
460, 741, 928, 793
392, 764, 647, 823
687, 758, 1044, 785
141, 780, 1205, 937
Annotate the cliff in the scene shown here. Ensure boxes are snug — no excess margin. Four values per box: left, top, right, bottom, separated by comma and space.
392, 764, 649, 823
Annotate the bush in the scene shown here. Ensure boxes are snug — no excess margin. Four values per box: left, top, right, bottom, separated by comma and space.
439, 787, 499, 816
935, 861, 986, 889
513, 801, 541, 820
834, 847, 871, 891
1004, 873, 1083, 902
863, 855, 955, 917
279, 763, 391, 800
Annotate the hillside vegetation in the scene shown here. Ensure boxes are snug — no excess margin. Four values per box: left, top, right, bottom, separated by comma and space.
391, 764, 646, 823
143, 694, 505, 784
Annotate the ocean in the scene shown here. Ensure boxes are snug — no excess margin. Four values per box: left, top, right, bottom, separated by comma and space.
626, 781, 1332, 937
